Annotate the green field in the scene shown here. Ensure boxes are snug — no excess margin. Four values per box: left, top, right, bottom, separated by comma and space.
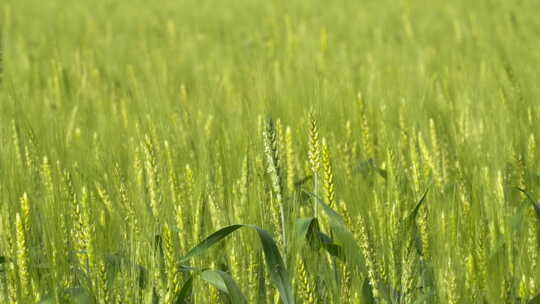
1, 0, 540, 303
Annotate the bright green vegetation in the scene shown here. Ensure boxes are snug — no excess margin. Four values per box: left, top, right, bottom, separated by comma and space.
1, 0, 540, 303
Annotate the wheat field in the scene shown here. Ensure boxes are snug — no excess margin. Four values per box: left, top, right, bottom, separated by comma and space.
1, 0, 540, 303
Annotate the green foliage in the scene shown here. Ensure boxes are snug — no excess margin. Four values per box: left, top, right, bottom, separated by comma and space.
2, 0, 540, 303
182, 225, 293, 304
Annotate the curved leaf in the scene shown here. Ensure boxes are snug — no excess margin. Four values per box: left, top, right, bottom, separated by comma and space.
301, 190, 366, 273
174, 275, 194, 304
295, 218, 316, 242
174, 269, 247, 304
181, 225, 244, 262
406, 187, 430, 225
322, 243, 344, 259
294, 217, 344, 259
405, 187, 430, 255
181, 224, 294, 304
294, 217, 321, 250
201, 270, 247, 304
252, 225, 294, 304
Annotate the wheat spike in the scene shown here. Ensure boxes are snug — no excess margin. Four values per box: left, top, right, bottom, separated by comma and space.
321, 138, 336, 209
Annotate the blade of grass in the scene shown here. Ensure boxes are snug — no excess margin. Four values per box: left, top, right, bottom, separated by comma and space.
294, 217, 344, 259
301, 190, 366, 272
174, 275, 194, 304
181, 224, 294, 304
201, 270, 247, 304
